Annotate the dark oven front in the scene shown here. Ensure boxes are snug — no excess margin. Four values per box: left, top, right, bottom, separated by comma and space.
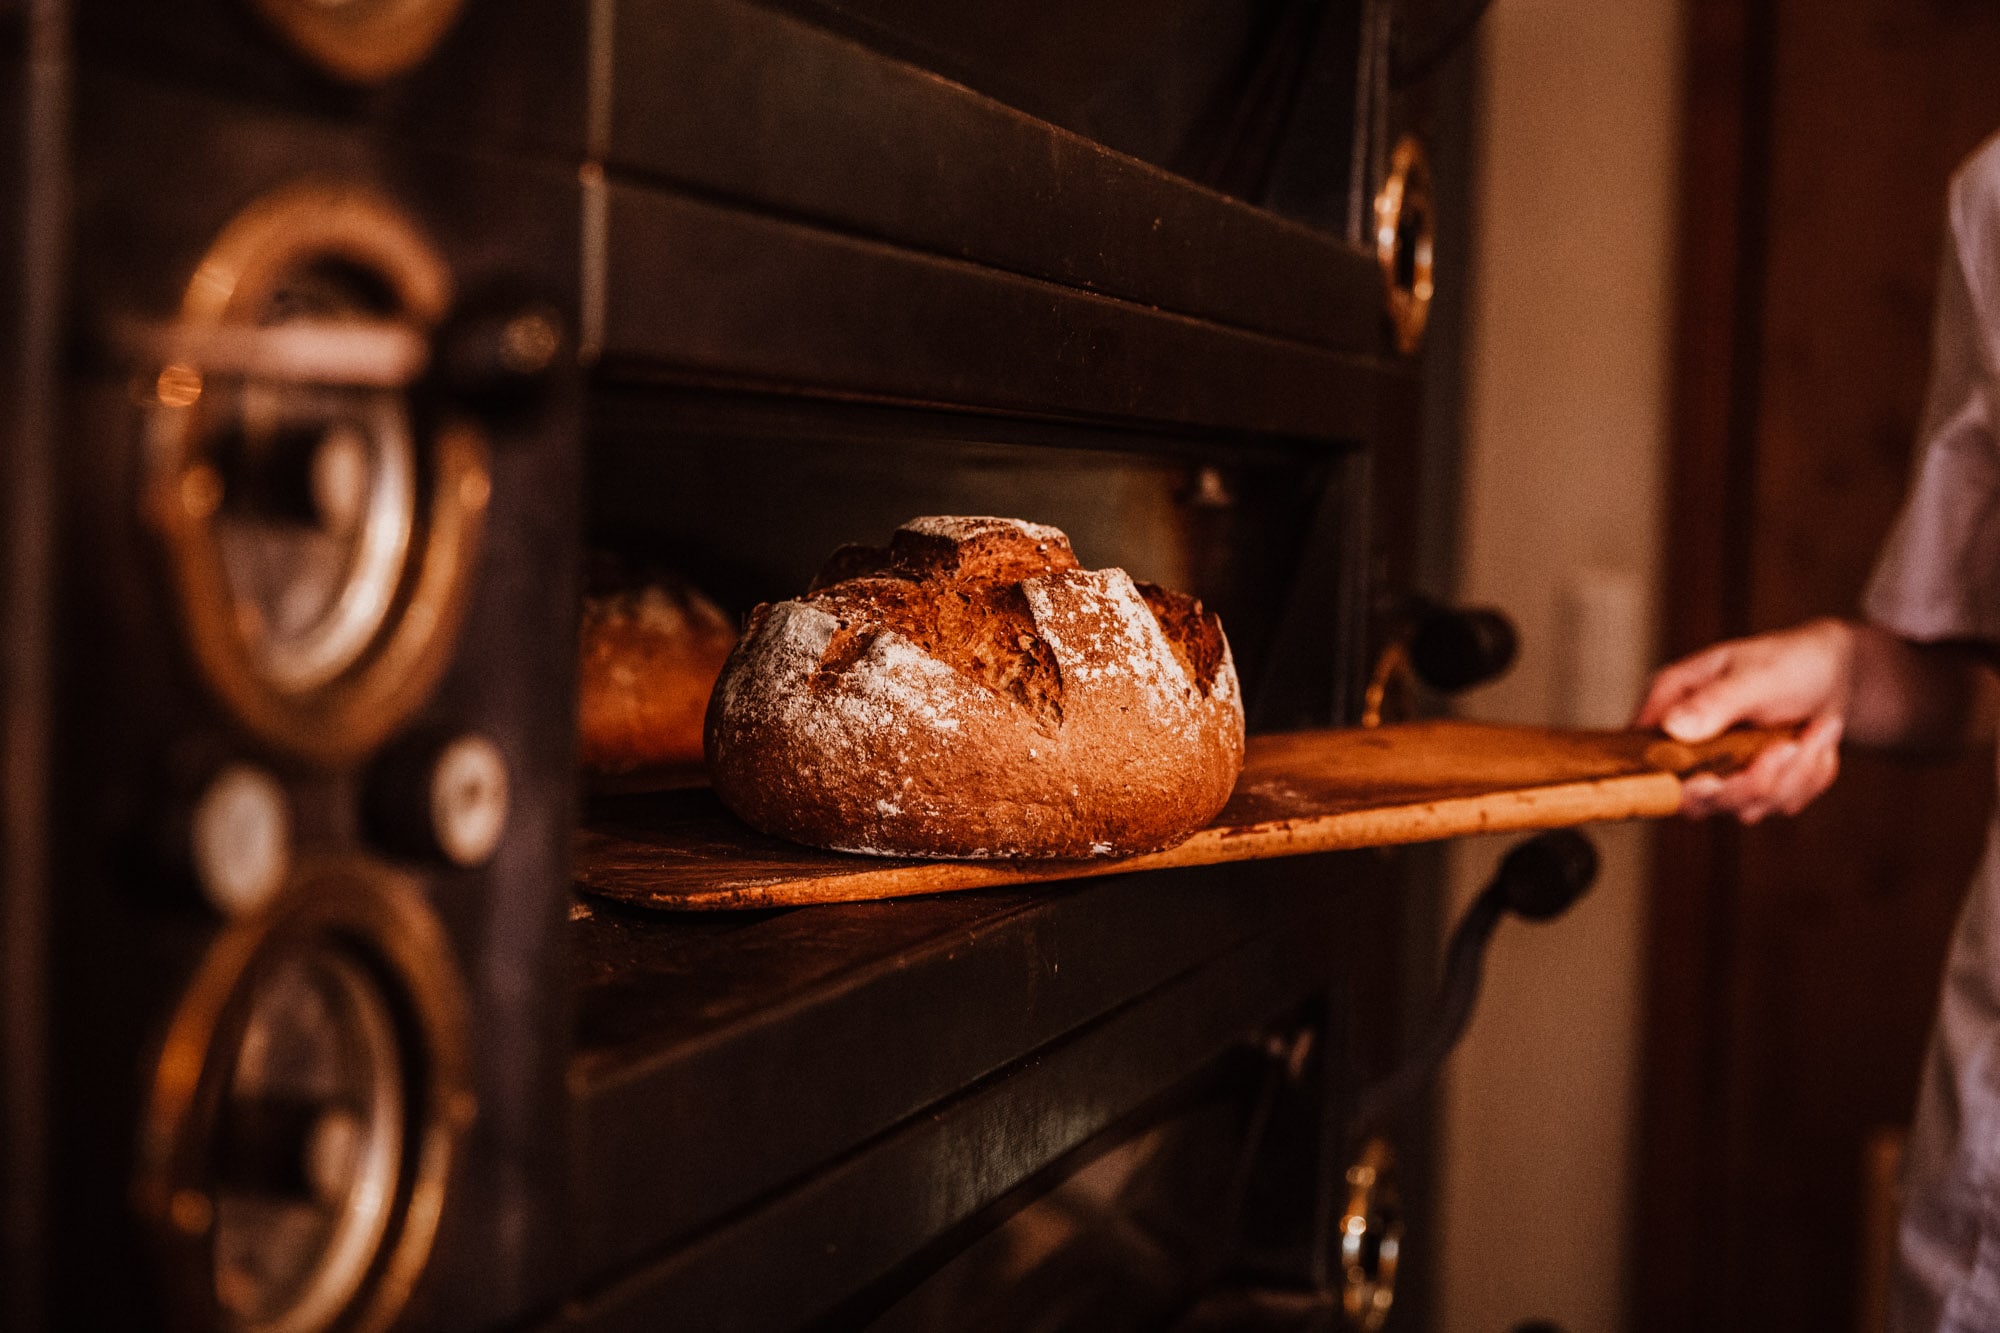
4, 0, 1446, 1329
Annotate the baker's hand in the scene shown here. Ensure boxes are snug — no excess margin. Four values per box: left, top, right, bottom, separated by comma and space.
1633, 617, 1854, 823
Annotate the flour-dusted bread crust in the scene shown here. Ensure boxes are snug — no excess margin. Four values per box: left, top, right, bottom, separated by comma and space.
704, 516, 1245, 858
580, 577, 738, 773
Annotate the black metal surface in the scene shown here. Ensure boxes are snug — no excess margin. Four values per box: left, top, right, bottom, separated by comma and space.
554, 870, 1356, 1331
48, 69, 584, 1329
860, 1043, 1294, 1333
1248, 444, 1380, 730
566, 855, 1354, 1279
71, 0, 587, 156
766, 0, 1322, 183
604, 0, 1383, 355
1252, 0, 1376, 238
597, 179, 1404, 438
1, 2, 65, 1326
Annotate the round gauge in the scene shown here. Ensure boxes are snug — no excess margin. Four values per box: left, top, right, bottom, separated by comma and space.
138, 861, 471, 1333
209, 945, 405, 1331
208, 375, 417, 695
149, 184, 491, 762
1373, 135, 1436, 357
247, 0, 470, 84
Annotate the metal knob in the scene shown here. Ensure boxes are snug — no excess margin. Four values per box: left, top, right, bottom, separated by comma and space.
1362, 598, 1519, 726
439, 304, 565, 396
428, 734, 510, 868
1410, 605, 1519, 694
365, 731, 510, 868
189, 764, 293, 917
1340, 1138, 1403, 1331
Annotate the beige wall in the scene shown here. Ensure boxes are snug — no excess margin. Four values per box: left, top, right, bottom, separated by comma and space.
1438, 1, 1684, 1330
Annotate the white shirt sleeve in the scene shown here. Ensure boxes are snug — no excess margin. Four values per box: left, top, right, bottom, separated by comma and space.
1864, 137, 2000, 644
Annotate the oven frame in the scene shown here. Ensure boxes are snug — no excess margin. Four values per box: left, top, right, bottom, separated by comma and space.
4, 0, 1444, 1327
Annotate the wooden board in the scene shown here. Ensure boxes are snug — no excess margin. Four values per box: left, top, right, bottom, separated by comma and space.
575, 720, 1784, 911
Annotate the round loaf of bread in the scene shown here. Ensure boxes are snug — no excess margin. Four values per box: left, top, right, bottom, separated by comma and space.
704, 516, 1245, 859
580, 576, 738, 774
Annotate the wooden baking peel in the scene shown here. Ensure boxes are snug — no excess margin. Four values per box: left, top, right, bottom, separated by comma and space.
575, 720, 1789, 911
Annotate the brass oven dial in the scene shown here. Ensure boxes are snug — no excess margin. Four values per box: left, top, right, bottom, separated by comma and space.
146, 182, 489, 763
1340, 1137, 1403, 1331
247, 0, 469, 83
137, 859, 472, 1333
1373, 135, 1436, 357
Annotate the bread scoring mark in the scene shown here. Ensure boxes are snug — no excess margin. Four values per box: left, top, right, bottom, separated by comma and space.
807, 542, 897, 592
801, 534, 1070, 731
713, 600, 834, 727
717, 607, 986, 841
1134, 580, 1227, 696
1021, 567, 1195, 721
811, 516, 1082, 590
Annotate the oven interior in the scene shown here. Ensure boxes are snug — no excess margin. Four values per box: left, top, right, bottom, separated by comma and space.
587, 390, 1371, 732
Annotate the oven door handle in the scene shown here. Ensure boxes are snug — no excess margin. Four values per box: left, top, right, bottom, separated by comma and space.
1352, 827, 1600, 1136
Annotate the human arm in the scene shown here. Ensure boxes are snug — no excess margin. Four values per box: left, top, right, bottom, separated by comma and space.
1636, 151, 2000, 821
1632, 617, 1997, 822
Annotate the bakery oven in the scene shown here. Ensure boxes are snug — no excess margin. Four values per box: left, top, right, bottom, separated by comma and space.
1, 0, 1514, 1328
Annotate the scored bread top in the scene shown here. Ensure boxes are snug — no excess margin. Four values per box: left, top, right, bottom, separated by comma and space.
802, 517, 1077, 731
706, 516, 1246, 859
799, 516, 1230, 726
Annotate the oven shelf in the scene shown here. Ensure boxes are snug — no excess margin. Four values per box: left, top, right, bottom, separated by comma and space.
575, 720, 1781, 911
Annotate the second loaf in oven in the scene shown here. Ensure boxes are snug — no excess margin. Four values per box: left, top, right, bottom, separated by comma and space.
704, 516, 1245, 859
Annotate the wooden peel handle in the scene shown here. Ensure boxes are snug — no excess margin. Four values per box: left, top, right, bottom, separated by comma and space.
1642, 724, 1803, 779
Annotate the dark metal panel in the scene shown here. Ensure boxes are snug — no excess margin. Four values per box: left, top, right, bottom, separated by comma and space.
1255, 0, 1372, 237
553, 905, 1340, 1331
761, 0, 1337, 192
605, 0, 1385, 354
399, 194, 585, 1331
1, 2, 63, 1326
1248, 443, 1377, 728
57, 71, 585, 1329
69, 0, 588, 156
566, 856, 1360, 1279
595, 180, 1406, 440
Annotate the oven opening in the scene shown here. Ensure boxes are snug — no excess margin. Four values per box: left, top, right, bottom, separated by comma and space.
582, 386, 1368, 774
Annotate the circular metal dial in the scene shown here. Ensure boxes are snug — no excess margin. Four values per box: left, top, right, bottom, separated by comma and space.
1373, 136, 1436, 357
248, 0, 470, 84
149, 183, 490, 763
210, 377, 417, 695
139, 861, 471, 1333
210, 946, 404, 1331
